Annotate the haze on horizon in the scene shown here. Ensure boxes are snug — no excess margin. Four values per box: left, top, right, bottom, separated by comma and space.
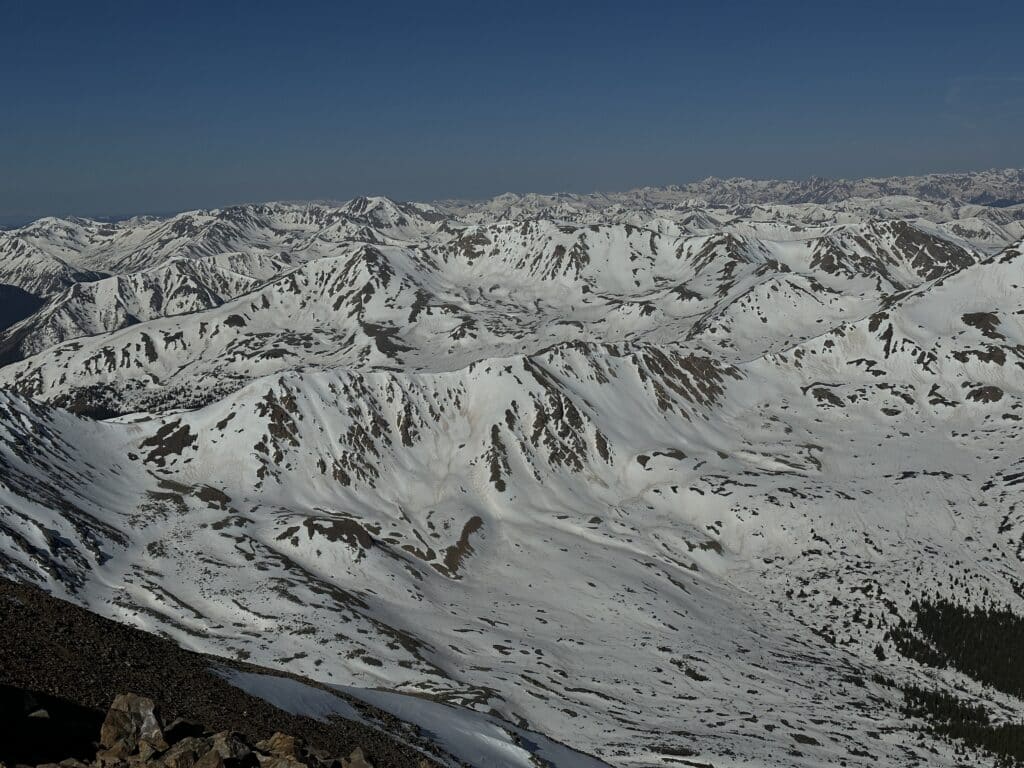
2, 0, 1022, 226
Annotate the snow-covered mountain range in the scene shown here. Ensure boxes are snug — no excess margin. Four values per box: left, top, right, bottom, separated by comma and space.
4, 169, 1024, 767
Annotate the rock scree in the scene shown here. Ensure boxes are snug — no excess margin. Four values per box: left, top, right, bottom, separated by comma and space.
0, 688, 431, 768
0, 578, 447, 768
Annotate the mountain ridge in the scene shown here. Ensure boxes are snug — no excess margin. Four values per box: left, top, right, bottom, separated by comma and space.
6, 167, 1024, 239
3, 170, 1024, 766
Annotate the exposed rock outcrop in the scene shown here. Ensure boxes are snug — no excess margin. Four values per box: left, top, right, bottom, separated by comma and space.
1, 688, 435, 768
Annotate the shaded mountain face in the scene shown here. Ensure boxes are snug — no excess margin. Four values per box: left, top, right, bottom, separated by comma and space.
0, 284, 44, 332
4, 171, 1024, 768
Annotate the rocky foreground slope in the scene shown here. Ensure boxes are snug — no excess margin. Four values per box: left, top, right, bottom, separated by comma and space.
0, 578, 444, 768
4, 170, 1024, 767
4, 690, 385, 768
1, 577, 598, 768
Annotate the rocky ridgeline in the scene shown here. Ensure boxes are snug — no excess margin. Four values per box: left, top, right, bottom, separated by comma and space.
3, 693, 431, 768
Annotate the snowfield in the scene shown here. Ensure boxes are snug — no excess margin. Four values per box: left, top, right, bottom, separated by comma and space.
219, 667, 610, 768
3, 170, 1024, 766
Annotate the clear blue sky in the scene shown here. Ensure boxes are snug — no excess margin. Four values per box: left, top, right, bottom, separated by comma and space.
2, 0, 1022, 223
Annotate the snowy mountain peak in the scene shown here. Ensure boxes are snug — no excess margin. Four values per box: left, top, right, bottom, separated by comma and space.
4, 169, 1024, 767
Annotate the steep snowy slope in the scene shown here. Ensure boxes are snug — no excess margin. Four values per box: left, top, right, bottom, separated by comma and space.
4, 171, 1024, 768
0, 231, 108, 296
0, 200, 448, 286
0, 253, 288, 363
0, 220, 981, 416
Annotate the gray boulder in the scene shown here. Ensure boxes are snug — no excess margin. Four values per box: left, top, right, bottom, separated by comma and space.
99, 693, 169, 759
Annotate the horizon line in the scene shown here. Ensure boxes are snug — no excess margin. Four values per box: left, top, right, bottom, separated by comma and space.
3, 166, 1022, 230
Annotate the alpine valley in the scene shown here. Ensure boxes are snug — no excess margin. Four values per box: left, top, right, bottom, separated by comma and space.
6, 168, 1024, 767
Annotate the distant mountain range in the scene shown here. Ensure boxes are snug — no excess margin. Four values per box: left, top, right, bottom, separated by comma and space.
443, 167, 1024, 211
3, 169, 1024, 767
7, 167, 1024, 231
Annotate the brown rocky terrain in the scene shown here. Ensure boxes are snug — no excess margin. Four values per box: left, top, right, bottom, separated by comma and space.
0, 579, 450, 768
1, 691, 417, 768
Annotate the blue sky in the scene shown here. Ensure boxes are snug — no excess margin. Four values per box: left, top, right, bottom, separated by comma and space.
2, 0, 1022, 222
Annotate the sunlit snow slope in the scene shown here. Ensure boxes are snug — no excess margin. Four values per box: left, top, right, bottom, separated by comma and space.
4, 170, 1024, 767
